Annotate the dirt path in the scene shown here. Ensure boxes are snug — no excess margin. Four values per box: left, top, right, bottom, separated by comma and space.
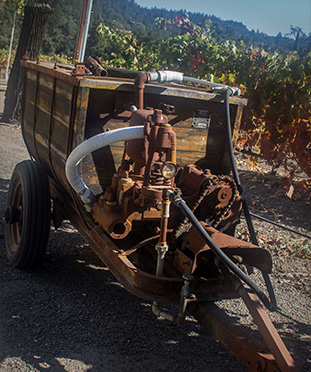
0, 124, 310, 372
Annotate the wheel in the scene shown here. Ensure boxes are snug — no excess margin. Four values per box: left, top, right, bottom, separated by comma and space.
5, 160, 51, 269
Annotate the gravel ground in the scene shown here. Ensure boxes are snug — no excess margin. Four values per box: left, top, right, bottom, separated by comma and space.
0, 123, 310, 372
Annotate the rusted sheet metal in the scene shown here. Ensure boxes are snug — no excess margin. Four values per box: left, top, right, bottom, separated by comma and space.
185, 223, 272, 273
240, 289, 298, 372
188, 300, 281, 372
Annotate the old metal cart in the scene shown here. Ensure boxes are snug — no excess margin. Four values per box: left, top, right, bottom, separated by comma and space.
5, 59, 297, 371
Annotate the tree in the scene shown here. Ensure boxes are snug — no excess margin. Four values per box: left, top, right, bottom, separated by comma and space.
286, 25, 304, 51
2, 1, 52, 123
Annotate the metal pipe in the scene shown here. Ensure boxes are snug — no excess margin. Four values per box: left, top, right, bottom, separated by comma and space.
152, 274, 194, 324
134, 72, 149, 109
148, 70, 241, 96
152, 193, 193, 324
79, 0, 93, 62
154, 192, 170, 277
152, 301, 176, 322
183, 76, 241, 96
155, 242, 168, 277
134, 70, 241, 110
5, 11, 16, 82
74, 0, 87, 63
74, 0, 93, 63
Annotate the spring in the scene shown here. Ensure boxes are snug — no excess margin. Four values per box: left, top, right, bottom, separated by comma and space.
150, 162, 165, 186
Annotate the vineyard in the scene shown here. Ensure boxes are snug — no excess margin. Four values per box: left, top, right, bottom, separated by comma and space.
1, 15, 311, 195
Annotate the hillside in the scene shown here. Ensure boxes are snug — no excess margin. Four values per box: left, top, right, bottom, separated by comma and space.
0, 0, 303, 60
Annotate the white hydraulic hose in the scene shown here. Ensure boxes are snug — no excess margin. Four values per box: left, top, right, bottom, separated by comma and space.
65, 126, 145, 204
148, 70, 241, 96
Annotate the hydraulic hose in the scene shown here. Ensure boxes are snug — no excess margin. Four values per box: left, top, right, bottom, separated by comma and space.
249, 212, 311, 240
167, 191, 275, 311
223, 89, 277, 310
65, 126, 144, 204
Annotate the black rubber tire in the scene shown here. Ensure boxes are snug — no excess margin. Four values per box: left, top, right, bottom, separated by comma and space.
5, 160, 51, 269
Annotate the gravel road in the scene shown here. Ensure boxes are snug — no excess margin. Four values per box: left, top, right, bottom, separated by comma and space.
0, 123, 310, 372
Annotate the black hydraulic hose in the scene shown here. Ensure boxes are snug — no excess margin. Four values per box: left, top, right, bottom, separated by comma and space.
223, 89, 277, 310
168, 191, 275, 311
249, 212, 311, 240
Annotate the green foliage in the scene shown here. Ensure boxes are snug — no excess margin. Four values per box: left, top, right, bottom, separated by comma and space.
0, 3, 22, 50
97, 16, 311, 185
0, 0, 303, 62
4, 0, 27, 13
41, 0, 81, 56
39, 53, 72, 64
0, 48, 15, 68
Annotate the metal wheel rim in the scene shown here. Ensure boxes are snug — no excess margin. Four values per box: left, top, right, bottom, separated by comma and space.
9, 180, 23, 251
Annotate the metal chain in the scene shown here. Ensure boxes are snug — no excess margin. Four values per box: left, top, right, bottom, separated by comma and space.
174, 175, 238, 238
212, 176, 238, 228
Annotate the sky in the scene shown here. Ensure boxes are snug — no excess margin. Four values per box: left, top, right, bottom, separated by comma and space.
134, 0, 310, 37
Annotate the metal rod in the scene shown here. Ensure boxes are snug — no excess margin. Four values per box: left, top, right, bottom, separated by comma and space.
74, 0, 93, 63
79, 0, 93, 62
5, 11, 17, 82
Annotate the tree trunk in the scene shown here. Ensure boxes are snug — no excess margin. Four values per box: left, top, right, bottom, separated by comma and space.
2, 3, 52, 123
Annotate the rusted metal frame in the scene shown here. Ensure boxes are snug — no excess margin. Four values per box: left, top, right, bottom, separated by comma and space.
32, 69, 41, 163
188, 300, 281, 372
49, 180, 237, 301
50, 178, 180, 301
239, 288, 298, 372
188, 263, 296, 370
20, 60, 79, 86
